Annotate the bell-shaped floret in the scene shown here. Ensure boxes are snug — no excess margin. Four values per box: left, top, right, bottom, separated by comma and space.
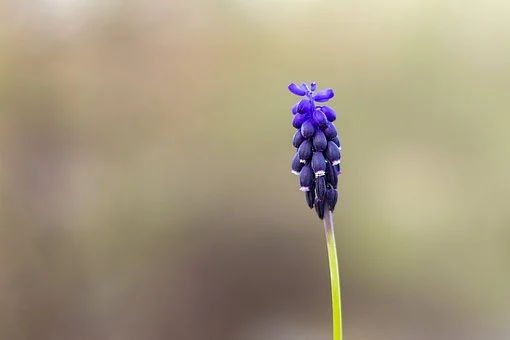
298, 139, 313, 163
314, 198, 325, 219
311, 152, 326, 177
299, 165, 314, 192
312, 130, 327, 152
326, 188, 338, 211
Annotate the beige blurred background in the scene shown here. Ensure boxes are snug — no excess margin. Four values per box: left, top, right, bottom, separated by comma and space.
1, 0, 510, 339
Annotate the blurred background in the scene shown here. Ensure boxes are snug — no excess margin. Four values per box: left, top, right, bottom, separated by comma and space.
1, 0, 510, 339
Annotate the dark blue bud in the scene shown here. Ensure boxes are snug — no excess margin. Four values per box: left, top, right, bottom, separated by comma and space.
299, 165, 314, 192
326, 188, 338, 211
292, 113, 308, 128
314, 88, 334, 102
335, 163, 341, 174
312, 130, 327, 152
322, 123, 338, 139
297, 139, 313, 163
292, 102, 299, 115
314, 198, 325, 219
320, 105, 336, 122
310, 82, 317, 91
312, 109, 328, 129
311, 152, 326, 177
325, 141, 341, 165
326, 161, 338, 189
292, 129, 305, 148
305, 188, 315, 209
300, 119, 315, 139
291, 152, 304, 175
331, 136, 341, 148
288, 83, 307, 96
297, 98, 312, 114
316, 176, 327, 199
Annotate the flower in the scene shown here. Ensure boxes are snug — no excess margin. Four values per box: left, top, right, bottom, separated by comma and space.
288, 82, 341, 219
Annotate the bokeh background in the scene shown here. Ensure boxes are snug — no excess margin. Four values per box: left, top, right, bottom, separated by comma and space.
1, 0, 510, 339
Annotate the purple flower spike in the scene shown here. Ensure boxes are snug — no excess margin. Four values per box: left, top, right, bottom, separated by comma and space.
287, 82, 342, 219
314, 88, 334, 102
301, 120, 315, 139
288, 83, 307, 96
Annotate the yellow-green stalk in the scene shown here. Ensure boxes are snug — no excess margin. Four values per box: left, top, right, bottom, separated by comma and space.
324, 207, 342, 340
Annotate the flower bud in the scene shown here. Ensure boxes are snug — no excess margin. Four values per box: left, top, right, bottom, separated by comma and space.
312, 109, 328, 128
314, 198, 325, 219
301, 119, 315, 139
305, 187, 316, 209
316, 176, 327, 199
325, 161, 338, 189
291, 152, 304, 175
297, 98, 312, 114
313, 88, 334, 102
326, 188, 338, 211
311, 152, 326, 177
331, 136, 341, 148
312, 130, 327, 152
323, 123, 338, 139
288, 83, 307, 96
291, 102, 299, 115
292, 113, 308, 128
298, 139, 313, 163
299, 165, 314, 192
292, 129, 305, 148
320, 105, 336, 122
325, 141, 341, 165
335, 163, 341, 173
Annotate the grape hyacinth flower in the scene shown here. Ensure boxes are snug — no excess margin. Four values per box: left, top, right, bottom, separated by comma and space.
288, 82, 344, 340
288, 82, 342, 219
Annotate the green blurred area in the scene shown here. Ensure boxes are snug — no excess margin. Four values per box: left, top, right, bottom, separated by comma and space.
1, 0, 510, 339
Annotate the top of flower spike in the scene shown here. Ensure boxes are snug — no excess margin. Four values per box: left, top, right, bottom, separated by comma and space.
288, 82, 335, 103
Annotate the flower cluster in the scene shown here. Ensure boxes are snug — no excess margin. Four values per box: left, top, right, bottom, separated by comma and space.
288, 82, 342, 219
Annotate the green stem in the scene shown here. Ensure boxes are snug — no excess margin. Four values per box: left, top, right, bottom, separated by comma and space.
324, 207, 343, 340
